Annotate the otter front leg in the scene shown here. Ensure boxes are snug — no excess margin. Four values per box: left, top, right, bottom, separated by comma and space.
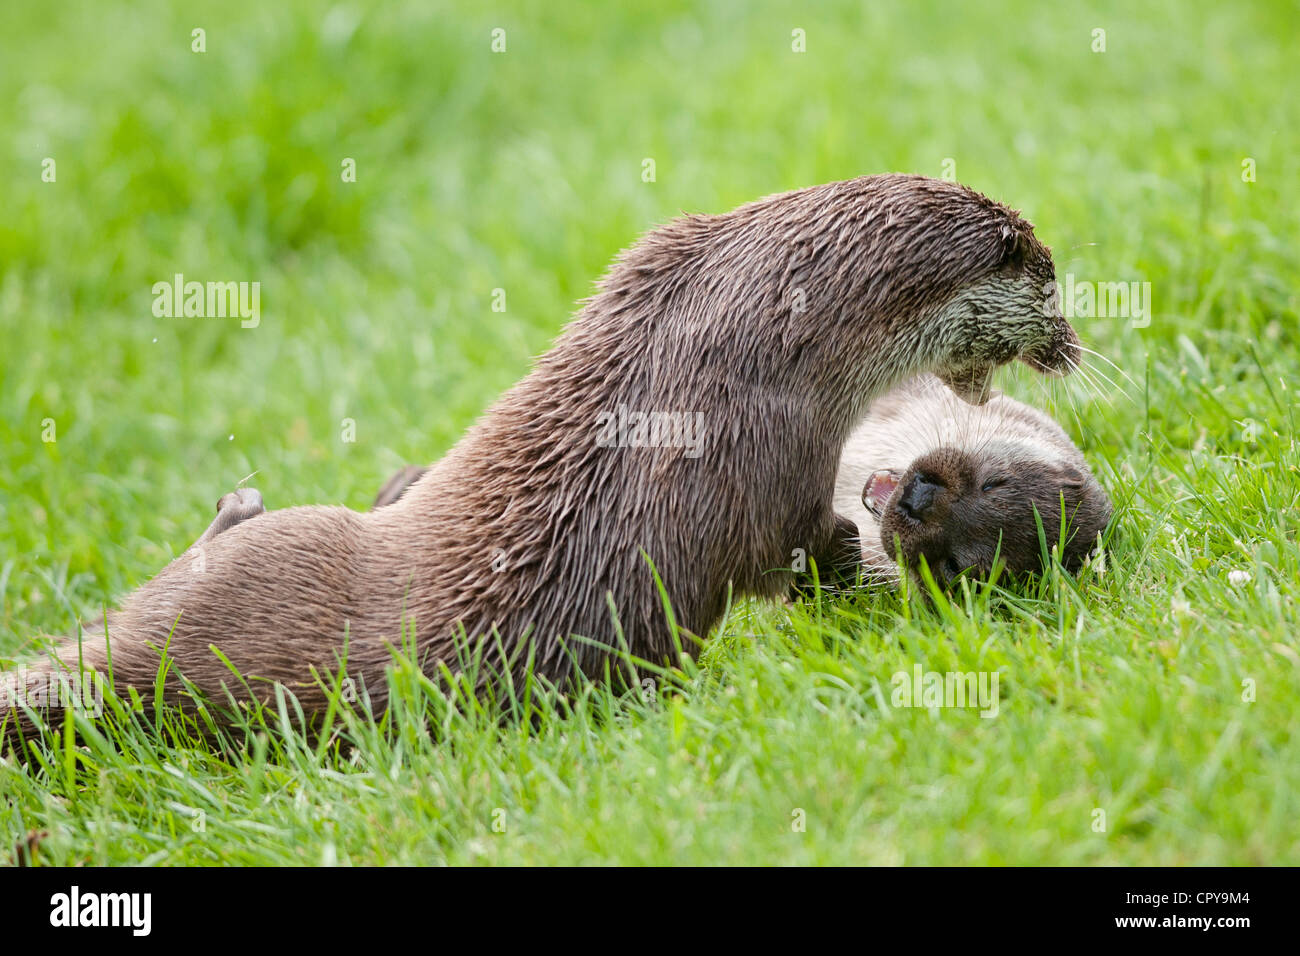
193, 488, 266, 546
791, 512, 863, 599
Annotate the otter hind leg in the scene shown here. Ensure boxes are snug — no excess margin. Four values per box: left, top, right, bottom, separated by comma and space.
188, 461, 422, 547
194, 487, 266, 546
371, 465, 428, 509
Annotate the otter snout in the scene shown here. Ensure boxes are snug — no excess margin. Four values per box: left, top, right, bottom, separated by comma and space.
1023, 315, 1082, 377
878, 448, 973, 585
897, 473, 945, 523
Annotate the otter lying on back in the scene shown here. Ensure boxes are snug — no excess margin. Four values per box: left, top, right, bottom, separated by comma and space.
834, 375, 1111, 588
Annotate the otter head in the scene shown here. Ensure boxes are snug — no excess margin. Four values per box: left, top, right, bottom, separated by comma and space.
868, 440, 1111, 589
929, 221, 1080, 405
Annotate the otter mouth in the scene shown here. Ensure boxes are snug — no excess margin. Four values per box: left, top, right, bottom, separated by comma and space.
939, 320, 1082, 403
1021, 321, 1083, 377
933, 296, 1086, 404
862, 469, 901, 518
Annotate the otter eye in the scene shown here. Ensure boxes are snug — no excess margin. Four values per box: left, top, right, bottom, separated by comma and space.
981, 477, 1007, 493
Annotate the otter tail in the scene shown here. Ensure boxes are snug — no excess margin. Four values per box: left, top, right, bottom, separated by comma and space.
1, 620, 134, 754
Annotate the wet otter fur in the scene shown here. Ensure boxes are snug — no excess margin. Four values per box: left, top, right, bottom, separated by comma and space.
3, 174, 1080, 747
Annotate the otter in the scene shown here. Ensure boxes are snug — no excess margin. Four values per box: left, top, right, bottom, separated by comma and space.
2, 174, 1081, 746
834, 374, 1110, 588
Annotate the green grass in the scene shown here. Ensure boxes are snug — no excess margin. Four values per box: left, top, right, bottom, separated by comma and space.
2, 0, 1298, 865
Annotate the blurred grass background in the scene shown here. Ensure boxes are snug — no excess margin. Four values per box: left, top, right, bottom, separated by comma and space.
1, 0, 1297, 864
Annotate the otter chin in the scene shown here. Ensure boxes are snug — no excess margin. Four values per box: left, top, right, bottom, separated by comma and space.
937, 363, 997, 405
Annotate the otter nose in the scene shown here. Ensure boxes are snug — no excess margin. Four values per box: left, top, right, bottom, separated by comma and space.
898, 474, 943, 522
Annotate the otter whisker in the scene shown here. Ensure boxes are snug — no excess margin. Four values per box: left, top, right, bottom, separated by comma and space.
1075, 343, 1140, 393
1029, 374, 1089, 438
1060, 355, 1113, 405
1080, 357, 1133, 403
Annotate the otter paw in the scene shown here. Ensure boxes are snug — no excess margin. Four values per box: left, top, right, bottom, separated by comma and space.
790, 513, 863, 600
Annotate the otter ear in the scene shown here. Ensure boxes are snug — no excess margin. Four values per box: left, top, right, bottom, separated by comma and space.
999, 224, 1027, 270
1057, 465, 1086, 490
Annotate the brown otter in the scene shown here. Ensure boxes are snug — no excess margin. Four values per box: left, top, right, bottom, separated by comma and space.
834, 374, 1110, 588
2, 174, 1081, 746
